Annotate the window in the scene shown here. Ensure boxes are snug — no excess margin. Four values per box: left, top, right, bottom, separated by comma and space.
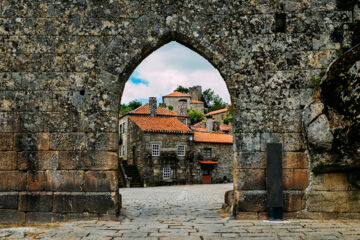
123, 123, 126, 133
163, 167, 172, 180
275, 13, 286, 33
152, 144, 160, 156
202, 148, 211, 158
120, 124, 122, 134
137, 146, 140, 160
177, 145, 185, 156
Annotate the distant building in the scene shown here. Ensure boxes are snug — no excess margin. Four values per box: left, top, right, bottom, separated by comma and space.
205, 108, 228, 123
119, 97, 233, 187
163, 85, 205, 113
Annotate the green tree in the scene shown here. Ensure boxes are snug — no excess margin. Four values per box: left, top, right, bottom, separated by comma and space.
188, 109, 205, 125
168, 105, 174, 111
202, 88, 226, 111
223, 106, 233, 125
120, 100, 142, 115
174, 85, 189, 94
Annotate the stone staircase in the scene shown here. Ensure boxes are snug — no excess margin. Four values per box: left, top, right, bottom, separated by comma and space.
123, 163, 143, 188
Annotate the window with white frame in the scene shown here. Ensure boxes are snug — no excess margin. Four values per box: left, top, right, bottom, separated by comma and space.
177, 145, 185, 156
163, 167, 172, 180
202, 148, 211, 158
152, 144, 160, 156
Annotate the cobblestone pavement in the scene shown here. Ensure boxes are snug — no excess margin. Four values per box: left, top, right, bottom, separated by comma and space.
1, 183, 360, 239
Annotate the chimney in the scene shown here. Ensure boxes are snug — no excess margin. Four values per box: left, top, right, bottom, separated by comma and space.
213, 121, 220, 132
149, 97, 157, 116
178, 99, 187, 116
206, 116, 213, 133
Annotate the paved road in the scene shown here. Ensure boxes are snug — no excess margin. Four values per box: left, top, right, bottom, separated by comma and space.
1, 183, 360, 239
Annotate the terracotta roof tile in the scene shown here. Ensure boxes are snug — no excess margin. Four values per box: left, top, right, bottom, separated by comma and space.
205, 108, 228, 116
193, 120, 206, 127
190, 100, 204, 104
220, 124, 232, 132
163, 91, 191, 98
129, 116, 192, 134
194, 132, 233, 144
129, 104, 184, 117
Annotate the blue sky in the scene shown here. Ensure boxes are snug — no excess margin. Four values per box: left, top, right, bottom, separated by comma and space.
122, 41, 230, 105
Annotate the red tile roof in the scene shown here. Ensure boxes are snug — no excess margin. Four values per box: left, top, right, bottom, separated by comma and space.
129, 104, 184, 117
163, 91, 191, 98
193, 120, 206, 127
190, 100, 204, 104
192, 127, 207, 132
220, 124, 232, 132
205, 108, 228, 116
129, 116, 192, 134
194, 132, 233, 144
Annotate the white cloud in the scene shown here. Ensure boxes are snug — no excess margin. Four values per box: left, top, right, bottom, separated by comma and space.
121, 41, 230, 104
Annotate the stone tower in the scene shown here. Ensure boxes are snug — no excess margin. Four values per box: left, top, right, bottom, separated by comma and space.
189, 86, 202, 101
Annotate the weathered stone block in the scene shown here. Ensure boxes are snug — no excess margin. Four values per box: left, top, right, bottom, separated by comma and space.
46, 170, 84, 191
260, 133, 282, 151
15, 133, 49, 151
311, 173, 352, 191
283, 152, 308, 169
86, 133, 118, 151
283, 169, 308, 190
18, 151, 58, 170
58, 151, 86, 170
306, 114, 334, 150
237, 191, 266, 212
283, 133, 304, 151
44, 112, 83, 132
53, 193, 86, 213
0, 192, 18, 209
0, 151, 16, 170
50, 133, 85, 151
85, 171, 118, 192
237, 152, 265, 169
307, 191, 360, 212
20, 112, 43, 132
25, 212, 60, 223
237, 169, 265, 190
84, 192, 118, 214
0, 210, 25, 224
284, 192, 305, 212
27, 171, 48, 191
0, 171, 26, 191
0, 133, 13, 150
235, 133, 261, 152
19, 192, 53, 212
0, 112, 19, 132
85, 151, 118, 170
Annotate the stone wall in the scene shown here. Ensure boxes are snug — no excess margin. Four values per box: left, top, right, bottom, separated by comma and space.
163, 97, 190, 114
0, 0, 359, 222
194, 142, 233, 183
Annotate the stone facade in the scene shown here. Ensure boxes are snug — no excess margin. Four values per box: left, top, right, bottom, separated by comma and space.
162, 94, 191, 114
0, 0, 359, 222
120, 102, 233, 186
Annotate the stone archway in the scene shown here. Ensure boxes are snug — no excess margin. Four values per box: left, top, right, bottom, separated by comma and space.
1, 1, 360, 223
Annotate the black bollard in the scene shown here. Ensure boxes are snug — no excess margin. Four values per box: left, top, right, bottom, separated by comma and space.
266, 143, 283, 221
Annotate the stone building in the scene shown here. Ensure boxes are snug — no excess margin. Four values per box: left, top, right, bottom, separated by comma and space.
163, 86, 205, 113
205, 108, 229, 123
119, 98, 233, 186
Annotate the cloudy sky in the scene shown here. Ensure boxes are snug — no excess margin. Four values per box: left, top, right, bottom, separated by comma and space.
121, 41, 230, 105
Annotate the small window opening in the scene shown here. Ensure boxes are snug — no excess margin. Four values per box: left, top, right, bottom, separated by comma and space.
275, 13, 287, 33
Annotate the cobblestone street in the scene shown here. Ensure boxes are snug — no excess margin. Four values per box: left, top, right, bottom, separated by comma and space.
1, 184, 360, 239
